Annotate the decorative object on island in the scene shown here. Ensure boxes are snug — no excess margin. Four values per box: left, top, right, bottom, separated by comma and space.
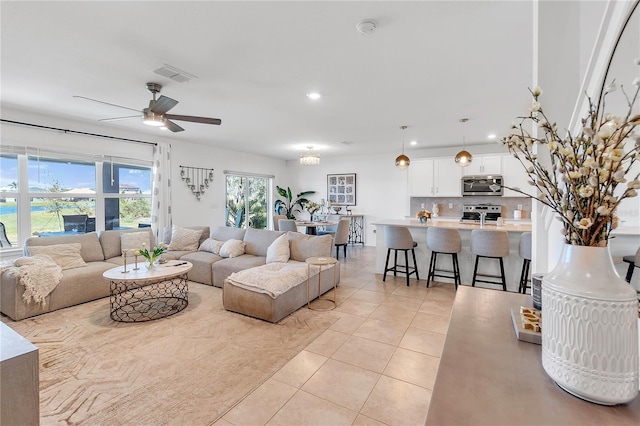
431, 203, 440, 218
416, 210, 431, 223
454, 118, 473, 167
501, 60, 640, 404
395, 125, 410, 169
327, 173, 356, 206
135, 242, 167, 270
274, 186, 316, 219
300, 146, 320, 166
180, 165, 214, 200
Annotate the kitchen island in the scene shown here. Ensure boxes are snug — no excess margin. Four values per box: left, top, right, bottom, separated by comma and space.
371, 218, 531, 291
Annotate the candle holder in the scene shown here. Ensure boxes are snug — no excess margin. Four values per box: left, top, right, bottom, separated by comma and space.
121, 250, 129, 273
133, 254, 139, 270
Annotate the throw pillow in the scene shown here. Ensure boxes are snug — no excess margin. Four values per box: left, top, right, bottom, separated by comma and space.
27, 243, 87, 270
168, 225, 203, 251
287, 232, 333, 262
266, 234, 290, 263
120, 231, 151, 254
219, 239, 246, 258
199, 238, 224, 255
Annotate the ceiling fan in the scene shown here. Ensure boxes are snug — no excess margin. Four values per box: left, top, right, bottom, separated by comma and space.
74, 82, 221, 132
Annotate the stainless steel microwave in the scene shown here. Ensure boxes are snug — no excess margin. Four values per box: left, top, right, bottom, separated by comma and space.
461, 175, 503, 196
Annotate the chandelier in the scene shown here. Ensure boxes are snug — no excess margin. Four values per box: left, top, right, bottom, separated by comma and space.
455, 118, 473, 167
300, 146, 320, 166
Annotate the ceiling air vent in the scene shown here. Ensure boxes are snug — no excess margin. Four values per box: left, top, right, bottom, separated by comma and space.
154, 64, 197, 83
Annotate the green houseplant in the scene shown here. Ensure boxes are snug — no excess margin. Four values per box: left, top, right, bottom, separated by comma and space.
274, 186, 315, 219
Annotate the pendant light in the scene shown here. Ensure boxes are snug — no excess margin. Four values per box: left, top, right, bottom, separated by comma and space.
395, 125, 410, 169
455, 118, 473, 167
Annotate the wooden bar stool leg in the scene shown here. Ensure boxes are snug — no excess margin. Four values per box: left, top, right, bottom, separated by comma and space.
427, 252, 436, 288
412, 248, 419, 281
404, 250, 410, 286
453, 253, 460, 289
394, 250, 398, 276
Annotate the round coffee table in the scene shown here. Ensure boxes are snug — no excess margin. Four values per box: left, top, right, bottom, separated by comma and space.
103, 261, 192, 322
306, 256, 338, 310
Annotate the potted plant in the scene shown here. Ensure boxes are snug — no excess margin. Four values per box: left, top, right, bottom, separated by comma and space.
501, 71, 639, 404
274, 186, 316, 219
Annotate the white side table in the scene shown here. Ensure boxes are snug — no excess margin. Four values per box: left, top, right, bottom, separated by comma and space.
306, 256, 338, 310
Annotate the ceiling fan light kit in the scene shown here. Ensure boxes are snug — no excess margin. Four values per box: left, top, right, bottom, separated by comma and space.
300, 146, 320, 166
455, 118, 473, 167
395, 125, 410, 169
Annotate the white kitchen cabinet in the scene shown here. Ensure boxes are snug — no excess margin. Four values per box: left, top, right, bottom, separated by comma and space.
408, 157, 461, 197
501, 154, 535, 197
463, 155, 502, 175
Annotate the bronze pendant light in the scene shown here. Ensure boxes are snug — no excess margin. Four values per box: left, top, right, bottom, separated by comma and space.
455, 118, 473, 167
395, 125, 410, 169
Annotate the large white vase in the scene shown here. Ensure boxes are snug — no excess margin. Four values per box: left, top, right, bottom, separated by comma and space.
542, 244, 639, 405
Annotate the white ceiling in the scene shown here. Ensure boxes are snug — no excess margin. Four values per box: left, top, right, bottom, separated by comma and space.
1, 1, 535, 161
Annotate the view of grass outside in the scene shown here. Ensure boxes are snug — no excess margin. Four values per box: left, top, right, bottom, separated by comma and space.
0, 154, 152, 247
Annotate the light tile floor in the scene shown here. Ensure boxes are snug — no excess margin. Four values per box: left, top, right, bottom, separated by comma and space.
217, 245, 456, 426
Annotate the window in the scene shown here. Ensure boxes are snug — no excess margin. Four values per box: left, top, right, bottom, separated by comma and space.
0, 149, 152, 248
0, 154, 19, 245
225, 173, 271, 229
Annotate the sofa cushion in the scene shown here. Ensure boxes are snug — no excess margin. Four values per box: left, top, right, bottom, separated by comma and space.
211, 226, 246, 242
199, 238, 224, 254
100, 228, 154, 260
212, 255, 266, 288
266, 234, 290, 263
287, 232, 333, 262
180, 251, 222, 286
244, 228, 285, 256
27, 243, 88, 270
25, 232, 104, 262
220, 239, 246, 258
163, 225, 210, 247
168, 225, 203, 251
120, 231, 151, 253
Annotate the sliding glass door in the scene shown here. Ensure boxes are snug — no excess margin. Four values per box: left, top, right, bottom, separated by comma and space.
225, 173, 270, 229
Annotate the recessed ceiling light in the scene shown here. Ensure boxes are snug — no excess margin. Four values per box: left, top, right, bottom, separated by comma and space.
410, 140, 417, 146
307, 92, 321, 100
487, 133, 497, 139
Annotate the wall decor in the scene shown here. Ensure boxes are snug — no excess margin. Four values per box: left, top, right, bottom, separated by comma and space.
180, 165, 214, 200
327, 173, 356, 206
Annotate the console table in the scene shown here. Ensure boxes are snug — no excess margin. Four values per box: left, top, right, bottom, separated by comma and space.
315, 214, 365, 245
426, 286, 640, 424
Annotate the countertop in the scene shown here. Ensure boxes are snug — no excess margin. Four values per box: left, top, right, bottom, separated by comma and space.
371, 218, 532, 232
425, 286, 640, 425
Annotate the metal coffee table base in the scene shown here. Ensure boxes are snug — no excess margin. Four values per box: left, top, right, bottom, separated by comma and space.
109, 273, 189, 322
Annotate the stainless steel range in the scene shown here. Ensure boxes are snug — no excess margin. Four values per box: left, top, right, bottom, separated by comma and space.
460, 204, 502, 224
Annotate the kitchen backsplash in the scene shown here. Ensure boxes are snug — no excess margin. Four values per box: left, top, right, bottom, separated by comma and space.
410, 196, 532, 220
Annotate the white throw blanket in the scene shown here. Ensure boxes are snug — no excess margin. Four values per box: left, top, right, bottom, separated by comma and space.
227, 262, 324, 298
1, 255, 63, 305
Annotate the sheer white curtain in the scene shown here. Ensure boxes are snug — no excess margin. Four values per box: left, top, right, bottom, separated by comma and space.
151, 142, 172, 243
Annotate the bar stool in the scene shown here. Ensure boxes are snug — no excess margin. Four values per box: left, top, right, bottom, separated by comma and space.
426, 227, 462, 289
518, 232, 532, 293
470, 229, 510, 291
623, 246, 640, 283
383, 226, 419, 286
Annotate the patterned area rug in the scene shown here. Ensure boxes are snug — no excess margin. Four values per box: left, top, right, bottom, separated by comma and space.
2, 283, 336, 425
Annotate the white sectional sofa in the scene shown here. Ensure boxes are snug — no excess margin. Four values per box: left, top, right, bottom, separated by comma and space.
1, 225, 338, 323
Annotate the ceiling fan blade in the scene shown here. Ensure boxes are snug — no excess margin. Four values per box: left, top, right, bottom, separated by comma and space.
164, 120, 184, 132
73, 95, 140, 113
151, 95, 178, 114
164, 114, 222, 125
98, 115, 142, 122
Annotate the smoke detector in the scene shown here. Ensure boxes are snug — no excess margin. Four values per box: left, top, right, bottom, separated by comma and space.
356, 19, 377, 35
